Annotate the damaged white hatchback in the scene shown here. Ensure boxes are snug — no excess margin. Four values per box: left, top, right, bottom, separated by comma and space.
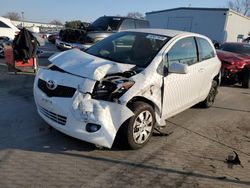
34, 29, 221, 149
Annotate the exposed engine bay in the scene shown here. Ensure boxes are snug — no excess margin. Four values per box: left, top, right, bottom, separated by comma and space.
92, 70, 139, 102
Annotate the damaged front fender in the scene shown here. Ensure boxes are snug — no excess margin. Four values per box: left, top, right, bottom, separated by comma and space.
70, 92, 134, 148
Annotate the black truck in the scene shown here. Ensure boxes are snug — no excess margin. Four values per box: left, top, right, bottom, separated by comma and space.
56, 16, 150, 51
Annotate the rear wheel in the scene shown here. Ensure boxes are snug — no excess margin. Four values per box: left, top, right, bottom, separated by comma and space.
242, 69, 250, 88
120, 101, 155, 150
199, 80, 218, 108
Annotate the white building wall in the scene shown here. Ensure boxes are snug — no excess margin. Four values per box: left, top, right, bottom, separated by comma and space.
146, 9, 228, 43
11, 20, 63, 29
224, 10, 250, 42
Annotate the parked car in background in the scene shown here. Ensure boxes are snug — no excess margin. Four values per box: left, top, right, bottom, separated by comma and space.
243, 37, 250, 43
0, 16, 19, 40
0, 36, 12, 57
32, 32, 46, 46
212, 40, 220, 49
217, 42, 250, 88
56, 16, 150, 51
48, 33, 59, 44
34, 29, 221, 149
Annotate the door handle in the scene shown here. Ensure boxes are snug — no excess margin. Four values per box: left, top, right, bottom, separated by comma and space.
198, 68, 205, 72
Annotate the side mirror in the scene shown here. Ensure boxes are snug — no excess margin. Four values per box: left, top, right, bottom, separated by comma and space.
169, 62, 188, 74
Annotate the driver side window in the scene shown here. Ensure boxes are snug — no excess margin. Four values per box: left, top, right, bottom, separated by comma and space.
166, 37, 198, 67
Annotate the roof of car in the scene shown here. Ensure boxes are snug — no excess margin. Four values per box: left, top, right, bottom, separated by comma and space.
222, 42, 250, 46
126, 28, 193, 37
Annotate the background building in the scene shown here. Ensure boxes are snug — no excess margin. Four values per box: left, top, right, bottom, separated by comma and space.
11, 20, 63, 32
146, 7, 250, 43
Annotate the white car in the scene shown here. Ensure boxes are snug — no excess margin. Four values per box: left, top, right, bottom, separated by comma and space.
0, 17, 19, 40
34, 29, 221, 149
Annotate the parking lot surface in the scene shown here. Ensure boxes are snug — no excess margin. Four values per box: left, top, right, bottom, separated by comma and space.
0, 48, 250, 187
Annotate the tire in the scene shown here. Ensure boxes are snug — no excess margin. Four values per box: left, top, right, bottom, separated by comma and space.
120, 101, 155, 150
199, 80, 218, 108
242, 69, 250, 88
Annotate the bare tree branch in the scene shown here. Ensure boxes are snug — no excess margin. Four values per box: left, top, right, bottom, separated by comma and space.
3, 12, 21, 20
227, 0, 250, 16
126, 12, 145, 19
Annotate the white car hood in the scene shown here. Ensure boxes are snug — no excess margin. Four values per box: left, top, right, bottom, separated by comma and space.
49, 49, 135, 80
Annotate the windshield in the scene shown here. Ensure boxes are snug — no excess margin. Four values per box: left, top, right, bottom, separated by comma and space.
85, 31, 170, 67
90, 17, 123, 31
220, 43, 250, 56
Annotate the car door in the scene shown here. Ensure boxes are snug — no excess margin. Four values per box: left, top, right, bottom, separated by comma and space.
196, 37, 217, 98
162, 37, 205, 119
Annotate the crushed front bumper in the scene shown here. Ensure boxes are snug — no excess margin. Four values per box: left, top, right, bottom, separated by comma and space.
34, 69, 134, 148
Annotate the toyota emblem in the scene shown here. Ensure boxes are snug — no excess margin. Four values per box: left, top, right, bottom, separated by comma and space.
46, 80, 57, 90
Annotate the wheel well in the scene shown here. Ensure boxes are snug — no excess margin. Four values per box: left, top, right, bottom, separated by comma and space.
126, 96, 159, 112
213, 71, 221, 85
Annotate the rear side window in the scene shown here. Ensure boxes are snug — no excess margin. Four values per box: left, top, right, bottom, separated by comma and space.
197, 37, 215, 61
119, 19, 136, 30
0, 21, 10, 28
168, 37, 198, 66
135, 20, 149, 28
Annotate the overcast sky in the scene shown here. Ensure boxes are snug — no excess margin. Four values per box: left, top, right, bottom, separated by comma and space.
0, 0, 229, 23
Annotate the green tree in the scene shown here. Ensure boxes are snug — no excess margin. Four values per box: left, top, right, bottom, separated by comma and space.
50, 20, 63, 26
65, 20, 82, 29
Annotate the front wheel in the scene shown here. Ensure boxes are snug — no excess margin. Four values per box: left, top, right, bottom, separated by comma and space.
199, 80, 218, 108
120, 101, 155, 150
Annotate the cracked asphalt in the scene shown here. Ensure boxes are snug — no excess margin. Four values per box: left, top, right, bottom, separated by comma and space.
0, 44, 250, 187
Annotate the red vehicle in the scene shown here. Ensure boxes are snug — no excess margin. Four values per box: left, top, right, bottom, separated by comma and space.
217, 42, 250, 88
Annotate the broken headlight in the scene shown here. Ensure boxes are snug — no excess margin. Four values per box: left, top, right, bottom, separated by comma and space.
92, 75, 134, 101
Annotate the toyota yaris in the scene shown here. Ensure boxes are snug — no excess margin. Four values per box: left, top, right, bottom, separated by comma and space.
34, 29, 221, 149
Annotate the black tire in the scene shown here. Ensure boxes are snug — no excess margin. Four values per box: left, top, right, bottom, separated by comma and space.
199, 80, 218, 108
242, 69, 250, 88
119, 101, 155, 150
7, 63, 11, 71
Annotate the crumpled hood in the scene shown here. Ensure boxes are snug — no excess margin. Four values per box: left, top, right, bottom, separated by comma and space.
49, 49, 135, 80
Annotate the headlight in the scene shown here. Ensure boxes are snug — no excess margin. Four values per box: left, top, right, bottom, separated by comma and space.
92, 76, 134, 101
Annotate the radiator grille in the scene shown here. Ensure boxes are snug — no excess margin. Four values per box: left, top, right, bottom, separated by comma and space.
39, 106, 67, 126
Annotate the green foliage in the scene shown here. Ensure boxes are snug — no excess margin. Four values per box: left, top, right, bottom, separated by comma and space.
50, 20, 63, 26
65, 20, 82, 29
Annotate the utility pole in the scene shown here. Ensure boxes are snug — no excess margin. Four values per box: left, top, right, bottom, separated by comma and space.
21, 11, 24, 28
